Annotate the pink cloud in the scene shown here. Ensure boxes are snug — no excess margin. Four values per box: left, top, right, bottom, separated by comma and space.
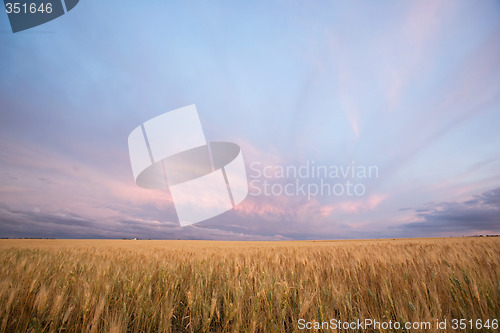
0, 139, 175, 223
235, 191, 387, 223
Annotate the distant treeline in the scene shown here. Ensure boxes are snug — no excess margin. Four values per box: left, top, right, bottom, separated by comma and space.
467, 234, 500, 237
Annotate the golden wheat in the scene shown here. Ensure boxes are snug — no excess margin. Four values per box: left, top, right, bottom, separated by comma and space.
0, 238, 498, 332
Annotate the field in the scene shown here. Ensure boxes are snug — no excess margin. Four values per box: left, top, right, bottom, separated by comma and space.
0, 238, 499, 332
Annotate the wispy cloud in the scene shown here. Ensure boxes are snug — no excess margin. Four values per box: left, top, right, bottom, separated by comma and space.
1, 1, 499, 240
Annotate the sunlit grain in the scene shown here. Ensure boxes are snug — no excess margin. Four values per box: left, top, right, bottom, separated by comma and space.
0, 238, 498, 332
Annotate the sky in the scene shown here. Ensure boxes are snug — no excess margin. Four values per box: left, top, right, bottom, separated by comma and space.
0, 0, 499, 240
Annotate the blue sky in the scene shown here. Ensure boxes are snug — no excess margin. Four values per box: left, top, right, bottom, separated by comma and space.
1, 0, 499, 240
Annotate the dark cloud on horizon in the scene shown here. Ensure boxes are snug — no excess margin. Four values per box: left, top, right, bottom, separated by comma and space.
2, 187, 499, 240
397, 187, 500, 236
0, 204, 290, 241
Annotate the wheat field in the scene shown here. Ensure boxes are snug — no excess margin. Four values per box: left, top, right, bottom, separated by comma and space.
0, 238, 498, 332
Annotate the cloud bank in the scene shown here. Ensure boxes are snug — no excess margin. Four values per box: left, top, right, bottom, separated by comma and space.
398, 187, 500, 237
